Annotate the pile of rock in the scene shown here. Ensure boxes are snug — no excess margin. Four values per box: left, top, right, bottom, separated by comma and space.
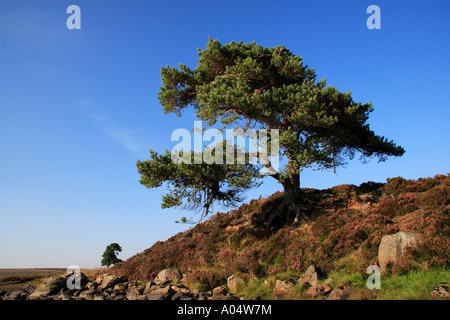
0, 268, 241, 301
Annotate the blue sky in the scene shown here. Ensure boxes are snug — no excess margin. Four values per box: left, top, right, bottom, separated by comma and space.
0, 0, 449, 268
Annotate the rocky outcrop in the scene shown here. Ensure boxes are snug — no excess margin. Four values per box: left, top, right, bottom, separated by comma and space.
1, 270, 240, 301
378, 232, 418, 272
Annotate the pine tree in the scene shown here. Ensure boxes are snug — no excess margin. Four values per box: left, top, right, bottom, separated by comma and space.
139, 38, 405, 222
101, 243, 123, 268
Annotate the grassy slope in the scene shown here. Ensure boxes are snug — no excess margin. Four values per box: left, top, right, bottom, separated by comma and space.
111, 174, 450, 299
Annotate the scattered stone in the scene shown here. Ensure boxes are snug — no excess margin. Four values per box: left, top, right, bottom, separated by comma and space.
100, 274, 125, 289
299, 265, 323, 287
223, 294, 241, 300
212, 285, 228, 297
81, 292, 94, 300
126, 289, 139, 300
171, 290, 191, 300
143, 281, 155, 294
274, 279, 296, 300
326, 287, 352, 300
93, 293, 104, 300
29, 275, 68, 300
227, 273, 247, 294
430, 283, 449, 300
198, 291, 210, 300
95, 274, 105, 284
57, 290, 74, 300
4, 291, 23, 300
146, 285, 175, 300
378, 232, 418, 272
86, 281, 98, 290
305, 285, 332, 298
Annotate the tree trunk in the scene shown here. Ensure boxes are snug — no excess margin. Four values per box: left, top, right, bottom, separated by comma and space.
281, 158, 310, 221
259, 156, 310, 231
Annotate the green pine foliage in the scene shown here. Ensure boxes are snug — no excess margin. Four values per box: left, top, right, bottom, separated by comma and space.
101, 243, 123, 268
144, 38, 405, 221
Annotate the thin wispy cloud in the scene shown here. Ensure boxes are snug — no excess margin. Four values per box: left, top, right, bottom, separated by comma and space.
78, 99, 147, 158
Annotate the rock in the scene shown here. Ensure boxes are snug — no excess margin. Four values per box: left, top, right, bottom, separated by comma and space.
4, 291, 23, 300
227, 273, 247, 294
305, 285, 332, 298
126, 284, 145, 301
73, 288, 84, 297
143, 281, 155, 294
113, 282, 128, 292
171, 290, 187, 300
299, 265, 322, 287
93, 293, 104, 300
146, 285, 175, 300
126, 290, 139, 300
212, 285, 228, 297
154, 268, 182, 285
79, 290, 94, 300
100, 274, 126, 289
114, 294, 127, 300
66, 271, 88, 289
326, 287, 352, 300
86, 282, 98, 290
274, 279, 296, 300
29, 275, 68, 300
325, 277, 334, 285
378, 232, 418, 272
191, 289, 200, 298
57, 290, 74, 300
430, 283, 449, 300
223, 294, 241, 300
198, 291, 210, 300
95, 274, 105, 284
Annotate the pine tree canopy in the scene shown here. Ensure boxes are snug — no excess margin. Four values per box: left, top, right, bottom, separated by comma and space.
138, 38, 405, 222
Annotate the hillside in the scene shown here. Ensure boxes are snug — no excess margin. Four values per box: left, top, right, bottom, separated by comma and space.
111, 174, 449, 299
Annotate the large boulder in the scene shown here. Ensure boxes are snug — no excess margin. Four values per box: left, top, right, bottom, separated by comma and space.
154, 268, 182, 285
378, 232, 418, 272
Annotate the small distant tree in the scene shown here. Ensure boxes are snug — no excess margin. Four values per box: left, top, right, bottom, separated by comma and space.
101, 243, 123, 268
